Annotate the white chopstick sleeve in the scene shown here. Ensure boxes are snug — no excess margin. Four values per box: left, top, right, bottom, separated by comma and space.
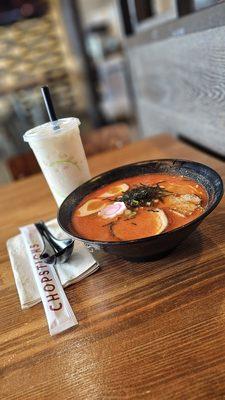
20, 224, 78, 335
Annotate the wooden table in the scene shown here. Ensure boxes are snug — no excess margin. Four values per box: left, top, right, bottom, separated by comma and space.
1, 134, 225, 400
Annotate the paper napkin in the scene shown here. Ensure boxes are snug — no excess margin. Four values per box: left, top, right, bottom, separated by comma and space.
7, 219, 99, 309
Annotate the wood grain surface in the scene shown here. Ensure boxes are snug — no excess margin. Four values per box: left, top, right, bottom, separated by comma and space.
1, 133, 225, 400
127, 21, 225, 156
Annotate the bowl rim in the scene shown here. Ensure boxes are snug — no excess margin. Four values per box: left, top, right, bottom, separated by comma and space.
57, 158, 224, 246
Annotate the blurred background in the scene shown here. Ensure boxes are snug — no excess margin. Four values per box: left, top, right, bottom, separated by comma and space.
0, 0, 224, 186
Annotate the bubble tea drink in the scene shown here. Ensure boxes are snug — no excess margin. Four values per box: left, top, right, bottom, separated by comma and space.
23, 118, 91, 206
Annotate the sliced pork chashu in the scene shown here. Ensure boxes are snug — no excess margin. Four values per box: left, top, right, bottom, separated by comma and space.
112, 208, 168, 240
163, 194, 201, 216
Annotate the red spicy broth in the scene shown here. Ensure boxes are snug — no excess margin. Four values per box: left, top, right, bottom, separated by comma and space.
72, 173, 208, 242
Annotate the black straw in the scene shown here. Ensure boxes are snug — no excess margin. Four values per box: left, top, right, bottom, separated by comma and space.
41, 86, 58, 122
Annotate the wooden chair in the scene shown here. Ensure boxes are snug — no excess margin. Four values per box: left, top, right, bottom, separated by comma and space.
6, 152, 40, 180
81, 123, 136, 156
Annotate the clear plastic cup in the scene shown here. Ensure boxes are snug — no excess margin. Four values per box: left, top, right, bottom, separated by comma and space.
24, 118, 91, 206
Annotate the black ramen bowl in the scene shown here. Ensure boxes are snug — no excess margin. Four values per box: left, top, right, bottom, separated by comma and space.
58, 160, 223, 261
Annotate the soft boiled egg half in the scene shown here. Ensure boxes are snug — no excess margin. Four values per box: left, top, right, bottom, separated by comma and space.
99, 183, 129, 198
76, 198, 108, 217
